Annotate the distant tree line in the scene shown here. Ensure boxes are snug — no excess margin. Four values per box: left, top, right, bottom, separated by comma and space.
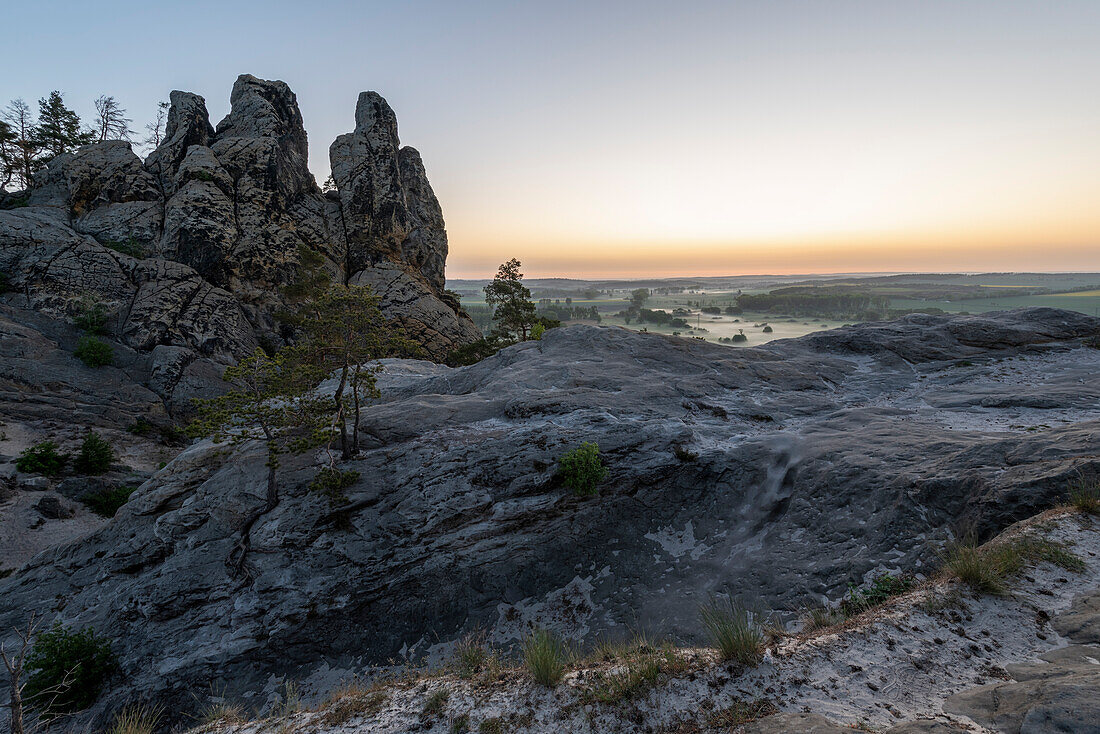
736, 288, 890, 319
1, 91, 166, 191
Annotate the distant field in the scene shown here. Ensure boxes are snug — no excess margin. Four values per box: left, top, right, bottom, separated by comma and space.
889, 292, 1100, 317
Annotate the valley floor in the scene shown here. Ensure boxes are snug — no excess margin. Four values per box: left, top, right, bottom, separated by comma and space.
194, 508, 1100, 734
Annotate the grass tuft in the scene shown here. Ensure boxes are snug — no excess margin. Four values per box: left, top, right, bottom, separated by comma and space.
705, 698, 779, 727
699, 599, 764, 665
107, 704, 162, 734
840, 572, 916, 617
1068, 477, 1100, 514
522, 628, 567, 687
583, 643, 688, 704
944, 533, 1085, 595
801, 605, 842, 632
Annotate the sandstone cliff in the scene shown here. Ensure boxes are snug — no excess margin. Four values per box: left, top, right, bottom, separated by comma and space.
0, 74, 480, 388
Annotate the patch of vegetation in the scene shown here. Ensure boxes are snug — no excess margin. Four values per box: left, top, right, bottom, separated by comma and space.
558, 441, 608, 496
16, 441, 69, 476
125, 418, 187, 445
73, 431, 115, 474
25, 623, 118, 715
101, 237, 146, 259
523, 628, 567, 687
193, 170, 216, 183
74, 300, 109, 334
80, 485, 135, 518
731, 331, 748, 343
107, 704, 161, 734
444, 337, 505, 367
199, 698, 247, 726
699, 599, 764, 665
452, 630, 492, 679
318, 683, 386, 726
705, 698, 779, 727
451, 713, 471, 733
422, 688, 449, 717
762, 325, 773, 333
673, 445, 698, 462
74, 335, 114, 367
839, 572, 916, 617
478, 718, 505, 734
582, 642, 688, 705
801, 605, 842, 632
1068, 477, 1100, 514
944, 534, 1084, 595
0, 270, 10, 293
308, 467, 360, 505
0, 195, 29, 210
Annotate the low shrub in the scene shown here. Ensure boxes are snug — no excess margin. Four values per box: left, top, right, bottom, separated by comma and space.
74, 336, 114, 367
762, 325, 773, 333
839, 572, 916, 617
479, 719, 504, 734
558, 442, 608, 496
522, 628, 567, 686
444, 338, 505, 367
700, 599, 763, 665
451, 714, 471, 733
673, 445, 698, 462
107, 704, 161, 734
81, 486, 135, 518
583, 643, 687, 704
731, 332, 748, 343
25, 623, 118, 715
73, 431, 115, 475
309, 468, 360, 505
102, 237, 146, 258
16, 441, 69, 476
74, 301, 109, 334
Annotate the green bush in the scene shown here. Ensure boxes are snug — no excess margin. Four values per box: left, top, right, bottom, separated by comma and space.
81, 486, 135, 518
16, 441, 69, 476
522, 629, 566, 686
762, 325, 773, 333
74, 336, 113, 367
73, 432, 115, 475
839, 572, 916, 616
731, 332, 748, 343
558, 442, 607, 496
700, 599, 763, 665
74, 302, 108, 334
943, 542, 1022, 595
309, 468, 360, 505
101, 237, 145, 258
24, 623, 118, 715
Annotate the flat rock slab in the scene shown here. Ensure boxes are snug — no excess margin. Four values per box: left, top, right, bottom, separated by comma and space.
1052, 588, 1100, 644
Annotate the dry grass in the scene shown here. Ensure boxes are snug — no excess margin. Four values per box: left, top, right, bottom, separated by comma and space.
107, 704, 162, 734
1068, 477, 1100, 514
705, 698, 779, 727
581, 640, 690, 704
422, 687, 450, 717
801, 605, 843, 632
318, 680, 388, 726
944, 532, 1084, 595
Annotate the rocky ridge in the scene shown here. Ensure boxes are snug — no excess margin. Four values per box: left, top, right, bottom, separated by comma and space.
1, 307, 1099, 728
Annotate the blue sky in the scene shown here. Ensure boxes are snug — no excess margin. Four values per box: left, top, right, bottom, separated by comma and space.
6, 1, 1099, 277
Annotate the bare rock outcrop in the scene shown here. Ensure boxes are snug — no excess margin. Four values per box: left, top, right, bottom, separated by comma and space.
0, 74, 479, 375
1, 308, 1097, 726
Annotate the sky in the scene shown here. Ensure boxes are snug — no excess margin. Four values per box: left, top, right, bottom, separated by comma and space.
5, 0, 1099, 279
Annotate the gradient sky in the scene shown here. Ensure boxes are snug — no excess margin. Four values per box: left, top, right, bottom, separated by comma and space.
6, 1, 1099, 278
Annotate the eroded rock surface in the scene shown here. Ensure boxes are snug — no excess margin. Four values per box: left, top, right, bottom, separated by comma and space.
1, 308, 1098, 725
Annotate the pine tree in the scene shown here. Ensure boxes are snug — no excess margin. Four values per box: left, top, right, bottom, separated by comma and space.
187, 349, 331, 579
35, 91, 93, 160
484, 258, 538, 341
143, 101, 169, 150
1, 99, 41, 189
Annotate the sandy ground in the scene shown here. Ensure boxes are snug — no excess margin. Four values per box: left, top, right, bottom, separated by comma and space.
192, 510, 1100, 734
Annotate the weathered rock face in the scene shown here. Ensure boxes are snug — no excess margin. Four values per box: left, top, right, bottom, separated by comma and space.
0, 74, 479, 369
1, 308, 1097, 725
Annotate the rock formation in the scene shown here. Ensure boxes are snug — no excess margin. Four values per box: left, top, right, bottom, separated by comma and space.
1, 308, 1097, 726
0, 74, 480, 389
